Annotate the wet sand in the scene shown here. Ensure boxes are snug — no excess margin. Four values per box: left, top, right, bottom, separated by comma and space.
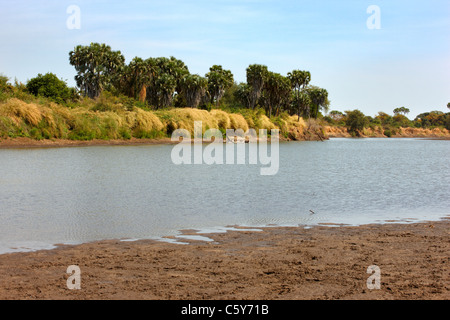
0, 219, 448, 300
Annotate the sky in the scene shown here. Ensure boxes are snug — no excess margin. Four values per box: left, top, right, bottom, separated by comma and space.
0, 0, 449, 118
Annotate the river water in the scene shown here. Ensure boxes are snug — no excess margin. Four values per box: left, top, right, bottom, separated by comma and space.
0, 138, 449, 253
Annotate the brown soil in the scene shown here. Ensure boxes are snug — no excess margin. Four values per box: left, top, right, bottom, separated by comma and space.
0, 137, 179, 149
0, 219, 448, 300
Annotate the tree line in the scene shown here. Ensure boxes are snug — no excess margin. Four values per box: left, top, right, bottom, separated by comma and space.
3, 42, 448, 138
326, 108, 450, 136
68, 42, 329, 118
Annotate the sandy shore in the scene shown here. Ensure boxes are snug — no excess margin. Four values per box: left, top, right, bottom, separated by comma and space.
0, 219, 448, 300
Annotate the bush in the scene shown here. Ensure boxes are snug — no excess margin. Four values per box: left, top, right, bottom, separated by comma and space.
383, 126, 398, 138
26, 73, 72, 104
345, 109, 368, 136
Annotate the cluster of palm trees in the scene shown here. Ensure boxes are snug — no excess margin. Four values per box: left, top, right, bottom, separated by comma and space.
235, 65, 329, 119
69, 43, 329, 119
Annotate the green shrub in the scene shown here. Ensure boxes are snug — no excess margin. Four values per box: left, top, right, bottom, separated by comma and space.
26, 73, 72, 104
345, 109, 369, 136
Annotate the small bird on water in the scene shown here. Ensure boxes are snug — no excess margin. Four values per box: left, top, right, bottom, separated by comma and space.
309, 210, 315, 215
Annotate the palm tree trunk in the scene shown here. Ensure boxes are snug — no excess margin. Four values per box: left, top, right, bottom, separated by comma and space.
139, 85, 147, 102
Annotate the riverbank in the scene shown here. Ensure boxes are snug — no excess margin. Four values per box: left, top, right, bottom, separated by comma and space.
325, 125, 450, 138
0, 137, 179, 149
1, 133, 448, 149
0, 218, 448, 300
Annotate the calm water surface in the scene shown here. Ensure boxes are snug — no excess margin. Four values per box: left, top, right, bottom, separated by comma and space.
0, 138, 449, 253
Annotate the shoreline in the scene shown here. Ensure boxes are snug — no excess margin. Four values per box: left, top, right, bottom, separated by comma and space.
0, 134, 449, 149
0, 137, 179, 149
0, 218, 448, 300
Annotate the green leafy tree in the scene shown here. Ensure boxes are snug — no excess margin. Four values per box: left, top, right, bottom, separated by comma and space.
146, 56, 189, 108
291, 91, 311, 120
375, 112, 392, 126
246, 64, 268, 109
345, 109, 368, 136
288, 70, 311, 120
234, 83, 252, 109
415, 111, 445, 128
329, 110, 344, 122
26, 73, 73, 104
69, 43, 125, 99
126, 57, 158, 102
262, 72, 291, 117
180, 74, 208, 108
307, 86, 329, 118
205, 65, 234, 106
393, 106, 410, 116
155, 74, 177, 109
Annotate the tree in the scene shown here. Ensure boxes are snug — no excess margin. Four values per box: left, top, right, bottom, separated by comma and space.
447, 102, 450, 110
26, 73, 73, 104
393, 106, 410, 116
415, 111, 445, 128
375, 112, 392, 126
329, 110, 344, 122
205, 65, 234, 106
307, 86, 329, 118
146, 56, 189, 108
262, 72, 291, 117
126, 57, 158, 102
345, 109, 368, 136
0, 74, 12, 92
154, 74, 177, 109
288, 70, 311, 120
246, 64, 268, 109
180, 74, 208, 108
291, 91, 311, 120
69, 43, 125, 99
234, 83, 251, 109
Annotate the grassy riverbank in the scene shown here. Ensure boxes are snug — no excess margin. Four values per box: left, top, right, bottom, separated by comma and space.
1, 81, 449, 145
0, 91, 328, 144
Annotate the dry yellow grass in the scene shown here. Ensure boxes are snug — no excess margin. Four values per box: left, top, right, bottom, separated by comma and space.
228, 113, 249, 132
0, 98, 43, 126
125, 108, 164, 132
258, 115, 277, 131
210, 109, 231, 130
0, 96, 327, 141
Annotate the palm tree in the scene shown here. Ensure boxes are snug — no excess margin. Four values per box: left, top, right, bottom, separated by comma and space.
246, 64, 268, 109
263, 72, 291, 117
307, 86, 329, 118
126, 57, 158, 102
205, 65, 234, 106
234, 83, 252, 109
292, 91, 312, 120
288, 70, 311, 120
69, 43, 124, 99
155, 74, 176, 109
180, 74, 208, 108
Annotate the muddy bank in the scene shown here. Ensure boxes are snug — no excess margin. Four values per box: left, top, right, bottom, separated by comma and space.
0, 137, 180, 149
0, 133, 319, 149
0, 219, 448, 300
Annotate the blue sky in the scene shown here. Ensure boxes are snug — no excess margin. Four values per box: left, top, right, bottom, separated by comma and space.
0, 0, 448, 117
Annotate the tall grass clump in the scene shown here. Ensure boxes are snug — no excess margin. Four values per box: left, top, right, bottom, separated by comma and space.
124, 108, 165, 138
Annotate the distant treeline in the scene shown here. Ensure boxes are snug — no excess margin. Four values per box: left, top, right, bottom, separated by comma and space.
325, 108, 450, 137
